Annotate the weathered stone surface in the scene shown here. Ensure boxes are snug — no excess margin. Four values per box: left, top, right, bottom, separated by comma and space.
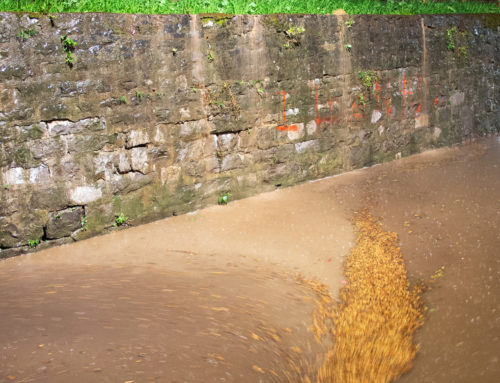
46, 207, 84, 239
111, 172, 154, 195
221, 153, 245, 172
29, 187, 69, 211
295, 140, 320, 154
69, 186, 102, 205
29, 165, 51, 184
3, 167, 24, 185
130, 147, 150, 174
125, 129, 150, 149
0, 12, 498, 256
0, 210, 48, 248
48, 120, 79, 136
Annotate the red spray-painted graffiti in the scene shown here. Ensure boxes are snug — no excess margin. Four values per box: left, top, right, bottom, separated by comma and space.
275, 75, 440, 131
315, 83, 337, 125
276, 91, 297, 131
401, 74, 414, 117
352, 101, 363, 120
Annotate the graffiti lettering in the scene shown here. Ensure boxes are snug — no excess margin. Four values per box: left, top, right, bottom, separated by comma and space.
275, 76, 439, 130
276, 91, 297, 131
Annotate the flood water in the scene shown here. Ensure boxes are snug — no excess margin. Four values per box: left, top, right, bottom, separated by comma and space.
1, 136, 499, 382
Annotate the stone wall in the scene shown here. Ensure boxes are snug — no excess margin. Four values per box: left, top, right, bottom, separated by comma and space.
0, 13, 498, 257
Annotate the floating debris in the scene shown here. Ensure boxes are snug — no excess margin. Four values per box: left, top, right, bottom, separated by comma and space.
318, 212, 425, 383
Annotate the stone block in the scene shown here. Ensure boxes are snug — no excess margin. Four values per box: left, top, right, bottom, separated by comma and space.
3, 167, 24, 185
415, 113, 429, 129
69, 186, 103, 205
126, 129, 150, 148
130, 147, 150, 174
29, 165, 51, 184
221, 153, 245, 172
48, 120, 80, 136
118, 152, 132, 173
30, 187, 69, 211
295, 140, 320, 154
46, 207, 84, 239
111, 172, 154, 195
450, 92, 465, 106
0, 210, 48, 248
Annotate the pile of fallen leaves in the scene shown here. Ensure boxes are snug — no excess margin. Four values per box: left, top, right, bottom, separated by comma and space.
317, 212, 425, 383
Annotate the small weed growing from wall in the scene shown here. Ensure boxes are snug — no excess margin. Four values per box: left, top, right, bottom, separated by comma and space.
60, 35, 77, 67
344, 44, 352, 52
359, 94, 366, 106
284, 25, 305, 47
207, 51, 215, 62
205, 83, 241, 117
114, 212, 128, 227
457, 46, 468, 60
3, 184, 9, 190
135, 90, 143, 99
81, 216, 88, 231
345, 19, 354, 29
358, 71, 378, 89
218, 192, 232, 205
28, 239, 40, 248
285, 26, 305, 37
446, 27, 457, 50
17, 29, 36, 41
445, 26, 469, 62
120, 95, 129, 104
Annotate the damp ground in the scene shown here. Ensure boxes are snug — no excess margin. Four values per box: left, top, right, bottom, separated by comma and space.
1, 136, 499, 382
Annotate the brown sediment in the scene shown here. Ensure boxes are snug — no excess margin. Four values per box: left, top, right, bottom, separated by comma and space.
318, 212, 425, 383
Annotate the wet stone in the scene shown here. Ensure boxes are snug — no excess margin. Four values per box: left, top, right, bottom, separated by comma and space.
30, 187, 69, 211
111, 172, 154, 195
46, 207, 84, 239
0, 210, 48, 248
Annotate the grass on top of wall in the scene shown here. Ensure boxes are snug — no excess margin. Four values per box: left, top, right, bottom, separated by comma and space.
1, 0, 499, 15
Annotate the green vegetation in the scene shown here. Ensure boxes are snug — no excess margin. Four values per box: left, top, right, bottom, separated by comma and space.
344, 44, 352, 52
27, 239, 40, 248
81, 215, 88, 231
446, 26, 470, 61
114, 212, 128, 226
285, 26, 305, 37
1, 1, 498, 15
446, 26, 458, 50
358, 70, 378, 89
3, 184, 9, 190
359, 94, 366, 106
207, 51, 215, 62
60, 35, 77, 67
119, 95, 129, 104
218, 192, 232, 205
206, 83, 240, 116
17, 29, 36, 40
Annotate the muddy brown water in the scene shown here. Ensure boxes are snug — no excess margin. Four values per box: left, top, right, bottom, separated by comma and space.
1, 136, 499, 382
